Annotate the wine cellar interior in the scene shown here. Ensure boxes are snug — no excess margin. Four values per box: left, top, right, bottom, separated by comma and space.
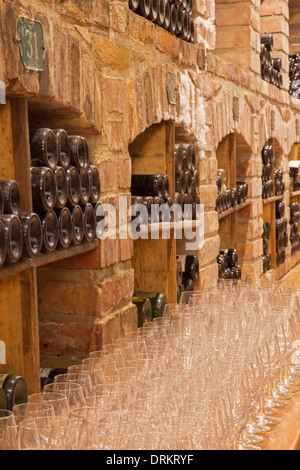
1, 0, 300, 451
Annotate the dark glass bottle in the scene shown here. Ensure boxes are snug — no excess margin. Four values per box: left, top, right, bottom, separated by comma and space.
80, 167, 91, 205
132, 296, 152, 328
71, 205, 84, 246
31, 167, 57, 213
184, 255, 199, 281
129, 0, 140, 11
149, 0, 159, 22
163, 0, 170, 29
261, 34, 274, 51
69, 136, 87, 169
56, 207, 73, 249
131, 175, 163, 197
66, 166, 82, 207
169, 3, 177, 34
175, 171, 187, 195
83, 203, 97, 242
40, 368, 68, 382
30, 128, 58, 170
41, 210, 59, 253
0, 220, 6, 268
53, 129, 71, 170
185, 170, 193, 195
88, 165, 101, 204
192, 195, 201, 220
161, 175, 170, 199
0, 387, 7, 410
54, 167, 68, 209
0, 374, 28, 411
157, 0, 165, 26
175, 144, 183, 173
0, 180, 22, 216
150, 292, 168, 318
191, 170, 199, 197
19, 212, 43, 258
2, 215, 23, 264
41, 377, 53, 392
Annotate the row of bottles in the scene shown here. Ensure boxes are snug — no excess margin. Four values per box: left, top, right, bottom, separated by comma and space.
261, 144, 285, 200
132, 292, 168, 328
176, 255, 199, 302
215, 169, 248, 214
129, 0, 194, 43
175, 144, 200, 221
30, 128, 90, 171
0, 374, 28, 411
275, 200, 288, 267
0, 179, 101, 268
30, 130, 100, 254
260, 34, 283, 88
262, 222, 272, 273
217, 249, 241, 280
289, 163, 300, 192
290, 202, 300, 255
289, 54, 300, 98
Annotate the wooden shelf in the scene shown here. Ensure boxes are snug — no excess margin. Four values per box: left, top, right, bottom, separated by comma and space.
129, 121, 177, 305
290, 190, 300, 198
263, 194, 284, 205
0, 240, 99, 280
218, 199, 251, 220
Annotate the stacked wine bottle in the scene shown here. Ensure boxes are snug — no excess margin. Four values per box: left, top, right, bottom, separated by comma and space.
217, 249, 241, 280
289, 164, 300, 192
29, 128, 101, 254
260, 34, 283, 88
262, 222, 272, 273
262, 144, 274, 199
274, 168, 285, 196
275, 200, 288, 266
175, 143, 200, 221
290, 202, 300, 255
215, 169, 248, 214
132, 292, 168, 327
176, 255, 199, 302
131, 174, 173, 224
129, 0, 194, 43
289, 54, 300, 98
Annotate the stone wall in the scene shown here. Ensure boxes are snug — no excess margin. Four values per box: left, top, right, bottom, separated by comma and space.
1, 0, 300, 366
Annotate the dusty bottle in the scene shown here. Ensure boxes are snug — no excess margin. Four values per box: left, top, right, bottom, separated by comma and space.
0, 374, 28, 411
31, 167, 57, 213
69, 136, 87, 169
2, 215, 23, 264
41, 210, 59, 253
19, 212, 43, 258
56, 207, 73, 248
71, 205, 84, 246
83, 203, 97, 242
87, 165, 101, 204
0, 180, 22, 216
131, 175, 163, 198
54, 167, 68, 209
80, 167, 91, 205
53, 129, 71, 170
66, 166, 82, 207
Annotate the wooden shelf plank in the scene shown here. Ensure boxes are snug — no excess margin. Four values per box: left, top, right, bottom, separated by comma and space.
218, 199, 251, 220
0, 240, 99, 280
263, 194, 284, 205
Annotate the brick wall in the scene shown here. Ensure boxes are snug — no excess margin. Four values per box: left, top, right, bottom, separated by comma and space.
1, 0, 300, 365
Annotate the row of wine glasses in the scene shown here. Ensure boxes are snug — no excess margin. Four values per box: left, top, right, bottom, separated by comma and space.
1, 277, 300, 449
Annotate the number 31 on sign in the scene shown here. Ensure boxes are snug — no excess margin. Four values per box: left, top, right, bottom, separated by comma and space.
16, 17, 45, 72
